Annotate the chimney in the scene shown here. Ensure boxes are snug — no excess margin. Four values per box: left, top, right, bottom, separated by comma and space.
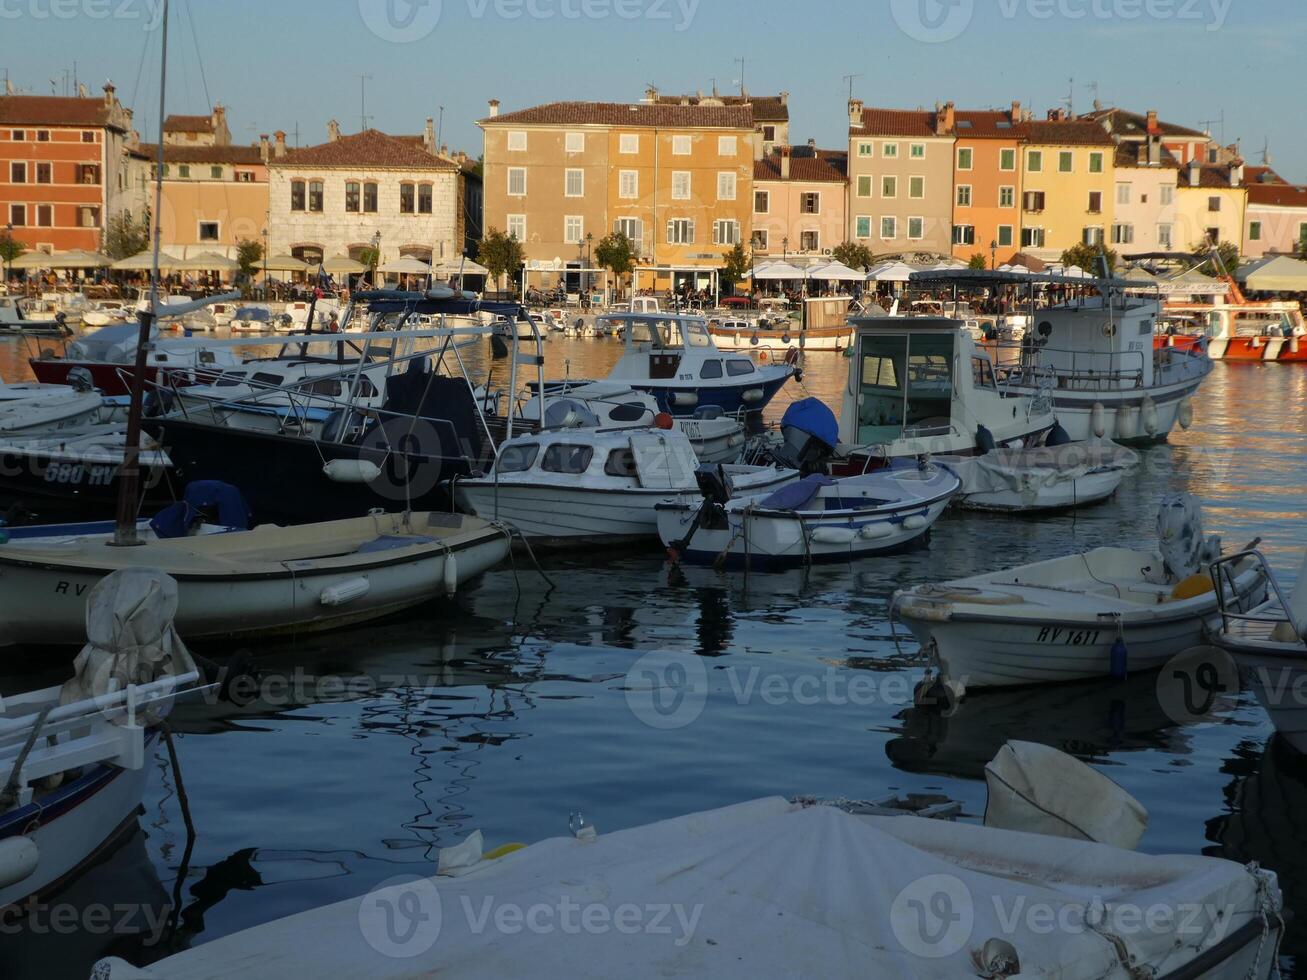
780, 146, 791, 180
1093, 98, 1103, 112
102, 81, 116, 107
1010, 100, 1022, 123
1230, 159, 1244, 187
779, 91, 789, 106
213, 103, 225, 127
487, 98, 500, 118
77, 83, 88, 98
752, 130, 764, 162
644, 85, 659, 104
4, 77, 14, 96
1146, 109, 1159, 134
424, 117, 435, 151
327, 119, 341, 141
807, 137, 816, 151
259, 133, 270, 162
848, 98, 864, 128
1187, 157, 1201, 187
274, 130, 287, 158
936, 101, 955, 137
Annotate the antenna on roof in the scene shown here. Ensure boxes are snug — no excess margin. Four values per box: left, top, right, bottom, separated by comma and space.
734, 57, 745, 97
1198, 110, 1225, 144
843, 73, 863, 102
1261, 137, 1271, 166
1063, 77, 1074, 117
437, 105, 444, 150
356, 73, 372, 131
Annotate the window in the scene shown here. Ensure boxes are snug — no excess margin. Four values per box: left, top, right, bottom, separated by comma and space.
542, 444, 594, 474
1158, 224, 1173, 248
882, 142, 899, 158
718, 136, 737, 156
953, 224, 975, 246
8, 204, 24, 226
1116, 183, 1131, 205
77, 205, 99, 227
1089, 152, 1104, 174
1088, 191, 1103, 213
210, 165, 223, 179
671, 171, 690, 200
603, 449, 637, 478
972, 356, 997, 389
564, 215, 583, 244
507, 131, 527, 151
857, 175, 873, 198
1249, 221, 1263, 242
1083, 226, 1104, 246
753, 189, 769, 213
909, 176, 924, 199
999, 148, 1016, 171
36, 204, 51, 227
726, 359, 755, 377
400, 183, 415, 213
178, 165, 190, 178
1021, 227, 1045, 248
910, 143, 925, 159
418, 184, 432, 213
714, 219, 741, 245
565, 168, 584, 197
761, 126, 776, 141
700, 359, 723, 379
82, 130, 94, 143
1027, 150, 1043, 172
10, 130, 23, 140
1058, 151, 1074, 173
672, 135, 692, 155
9, 162, 26, 183
855, 215, 872, 238
36, 130, 49, 142
1160, 185, 1174, 206
907, 217, 924, 240
800, 192, 820, 214
565, 132, 585, 153
198, 221, 220, 241
497, 443, 539, 474
1112, 223, 1135, 245
999, 186, 1015, 208
957, 147, 973, 171
1023, 190, 1046, 212
997, 225, 1014, 247
620, 170, 639, 199
1207, 147, 1218, 164
881, 175, 897, 198
751, 229, 768, 249
507, 214, 526, 239
363, 182, 377, 212
619, 133, 639, 154
956, 184, 972, 207
858, 141, 874, 157
308, 180, 323, 211
1205, 227, 1220, 244
345, 181, 361, 212
291, 180, 305, 210
236, 170, 254, 183
717, 172, 736, 200
666, 218, 695, 244
881, 216, 897, 239
507, 167, 526, 196
614, 217, 641, 246
1208, 196, 1222, 212
800, 230, 819, 251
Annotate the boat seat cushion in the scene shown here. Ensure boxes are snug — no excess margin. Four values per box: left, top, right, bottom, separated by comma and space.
758, 474, 835, 511
355, 534, 436, 554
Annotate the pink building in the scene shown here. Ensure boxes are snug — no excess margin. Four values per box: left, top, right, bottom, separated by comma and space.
1244, 169, 1307, 258
751, 144, 847, 261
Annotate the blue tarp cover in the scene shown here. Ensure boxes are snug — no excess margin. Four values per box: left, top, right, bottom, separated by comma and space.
758, 473, 835, 511
780, 398, 839, 448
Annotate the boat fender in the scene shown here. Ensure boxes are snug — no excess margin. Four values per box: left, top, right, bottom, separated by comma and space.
1177, 397, 1194, 430
859, 523, 893, 540
811, 526, 859, 545
654, 412, 675, 431
1045, 421, 1072, 446
0, 837, 38, 890
1141, 396, 1159, 436
323, 459, 382, 484
902, 514, 928, 531
912, 675, 961, 713
1090, 403, 1107, 439
671, 391, 699, 408
785, 347, 801, 366
1116, 405, 1138, 441
1109, 636, 1129, 680
443, 555, 458, 596
976, 424, 996, 453
1292, 337, 1301, 354
320, 577, 370, 607
741, 389, 764, 404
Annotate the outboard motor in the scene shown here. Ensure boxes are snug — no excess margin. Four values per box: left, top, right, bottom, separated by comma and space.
543, 399, 600, 430
769, 398, 839, 475
666, 464, 732, 563
1156, 493, 1221, 583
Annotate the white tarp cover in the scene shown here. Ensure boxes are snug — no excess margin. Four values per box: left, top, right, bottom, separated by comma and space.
60, 568, 196, 726
630, 431, 699, 490
1157, 492, 1217, 582
984, 741, 1148, 848
93, 795, 1278, 980
960, 443, 1139, 505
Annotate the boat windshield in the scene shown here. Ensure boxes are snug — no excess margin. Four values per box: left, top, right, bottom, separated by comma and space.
856, 332, 955, 445
682, 320, 712, 348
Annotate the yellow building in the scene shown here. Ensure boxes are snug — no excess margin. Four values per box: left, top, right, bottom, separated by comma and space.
1175, 157, 1248, 251
479, 99, 755, 294
1016, 116, 1116, 261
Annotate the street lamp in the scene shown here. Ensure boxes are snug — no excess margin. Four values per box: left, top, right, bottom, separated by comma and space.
990, 239, 998, 271
2, 222, 11, 288
261, 225, 268, 300
782, 236, 789, 263
371, 230, 382, 287
584, 231, 593, 299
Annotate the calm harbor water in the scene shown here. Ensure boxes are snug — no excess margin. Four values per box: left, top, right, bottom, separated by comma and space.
1, 331, 1305, 978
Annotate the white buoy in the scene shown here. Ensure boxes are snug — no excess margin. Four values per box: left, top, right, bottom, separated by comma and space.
1090, 402, 1107, 439
1141, 396, 1158, 436
443, 555, 459, 595
322, 459, 382, 484
0, 837, 39, 889
1116, 405, 1138, 441
1177, 396, 1194, 430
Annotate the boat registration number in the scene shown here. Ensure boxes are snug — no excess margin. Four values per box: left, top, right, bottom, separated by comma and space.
1035, 627, 1102, 646
43, 463, 117, 486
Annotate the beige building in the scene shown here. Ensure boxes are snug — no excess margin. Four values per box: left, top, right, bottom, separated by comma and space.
479, 99, 755, 292
1175, 157, 1248, 251
162, 106, 232, 147
846, 100, 955, 257
653, 89, 790, 154
752, 144, 847, 260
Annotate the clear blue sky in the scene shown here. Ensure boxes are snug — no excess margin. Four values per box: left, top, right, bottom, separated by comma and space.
4, 0, 1303, 179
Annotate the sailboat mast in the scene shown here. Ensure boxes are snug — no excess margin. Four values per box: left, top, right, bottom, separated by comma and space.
111, 0, 168, 546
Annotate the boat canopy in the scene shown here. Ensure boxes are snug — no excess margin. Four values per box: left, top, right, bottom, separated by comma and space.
781, 398, 839, 449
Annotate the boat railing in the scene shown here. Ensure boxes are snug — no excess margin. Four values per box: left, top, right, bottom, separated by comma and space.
993, 342, 1149, 391
1209, 550, 1289, 636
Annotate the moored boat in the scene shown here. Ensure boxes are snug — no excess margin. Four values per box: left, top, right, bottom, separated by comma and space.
939, 439, 1138, 513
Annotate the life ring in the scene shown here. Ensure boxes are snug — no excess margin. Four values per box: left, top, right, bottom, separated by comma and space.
785, 347, 800, 366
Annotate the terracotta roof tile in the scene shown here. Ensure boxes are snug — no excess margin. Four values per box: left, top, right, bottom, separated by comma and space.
1178, 163, 1245, 190
654, 94, 788, 122
1247, 182, 1307, 208
163, 114, 215, 133
1113, 143, 1180, 169
754, 147, 847, 183
274, 129, 458, 170
952, 110, 1022, 138
482, 101, 752, 129
1017, 119, 1115, 146
138, 142, 266, 165
0, 94, 120, 130
851, 107, 940, 138
1082, 107, 1208, 140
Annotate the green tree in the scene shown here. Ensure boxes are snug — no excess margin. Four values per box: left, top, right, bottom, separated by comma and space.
1193, 240, 1240, 277
831, 241, 873, 271
595, 231, 635, 298
719, 242, 750, 293
103, 210, 151, 260
0, 234, 26, 268
236, 239, 264, 279
967, 253, 988, 270
1060, 242, 1118, 275
478, 227, 525, 295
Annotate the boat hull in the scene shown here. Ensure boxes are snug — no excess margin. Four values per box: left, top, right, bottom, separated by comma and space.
634, 369, 794, 417
955, 465, 1125, 512
708, 325, 852, 352
0, 443, 173, 521
1018, 374, 1206, 445
28, 360, 210, 398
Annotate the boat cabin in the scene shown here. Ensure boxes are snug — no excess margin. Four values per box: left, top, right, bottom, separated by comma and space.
608, 314, 761, 385
489, 428, 701, 491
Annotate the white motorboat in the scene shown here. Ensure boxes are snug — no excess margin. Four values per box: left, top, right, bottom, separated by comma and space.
0, 568, 204, 911
1208, 547, 1307, 751
0, 295, 72, 336
230, 306, 274, 332
516, 380, 746, 464
0, 381, 105, 435
93, 756, 1283, 979
708, 314, 853, 353
939, 439, 1138, 513
284, 298, 341, 332
893, 495, 1269, 693
80, 301, 132, 328
455, 427, 795, 546
658, 459, 960, 568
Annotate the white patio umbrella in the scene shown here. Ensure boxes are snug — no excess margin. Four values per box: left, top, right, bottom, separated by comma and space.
322, 255, 368, 275
49, 249, 113, 268
261, 254, 310, 273
175, 251, 240, 273
10, 251, 55, 270
869, 261, 916, 282
809, 260, 862, 281
433, 257, 490, 277
112, 249, 180, 271
752, 261, 805, 280
380, 256, 433, 275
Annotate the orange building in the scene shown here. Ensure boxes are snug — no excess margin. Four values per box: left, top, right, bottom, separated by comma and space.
0, 84, 141, 254
950, 105, 1025, 263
